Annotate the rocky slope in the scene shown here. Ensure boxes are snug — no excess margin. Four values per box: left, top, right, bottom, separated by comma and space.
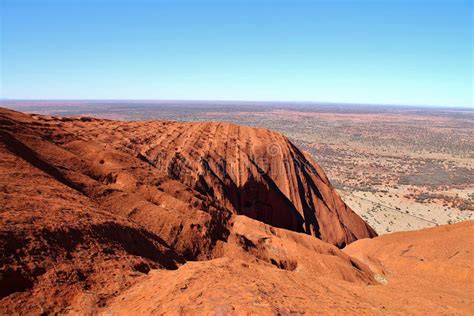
104, 218, 474, 315
0, 107, 373, 313
0, 107, 375, 248
1, 107, 471, 314
104, 215, 377, 315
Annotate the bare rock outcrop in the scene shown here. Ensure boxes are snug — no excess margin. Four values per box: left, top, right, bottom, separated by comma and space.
0, 107, 378, 313
1, 107, 472, 314
95, 119, 377, 246
0, 107, 375, 248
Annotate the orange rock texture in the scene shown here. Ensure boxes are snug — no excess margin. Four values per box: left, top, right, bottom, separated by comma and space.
1, 107, 471, 314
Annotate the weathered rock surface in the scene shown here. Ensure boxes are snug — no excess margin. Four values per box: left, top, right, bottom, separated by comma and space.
0, 107, 374, 313
128, 119, 377, 247
105, 218, 474, 315
0, 107, 375, 248
2, 107, 470, 314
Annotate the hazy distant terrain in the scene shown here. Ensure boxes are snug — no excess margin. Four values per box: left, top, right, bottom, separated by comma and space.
4, 100, 473, 234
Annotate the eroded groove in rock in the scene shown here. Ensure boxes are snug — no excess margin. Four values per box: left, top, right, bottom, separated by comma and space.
123, 120, 377, 246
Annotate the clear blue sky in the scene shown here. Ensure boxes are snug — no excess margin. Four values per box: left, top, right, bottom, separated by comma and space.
1, 0, 472, 107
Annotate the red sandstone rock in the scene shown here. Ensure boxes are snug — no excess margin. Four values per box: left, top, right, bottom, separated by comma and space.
103, 219, 474, 315
4, 107, 470, 314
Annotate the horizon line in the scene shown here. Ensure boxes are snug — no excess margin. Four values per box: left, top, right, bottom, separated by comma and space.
1, 98, 473, 109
